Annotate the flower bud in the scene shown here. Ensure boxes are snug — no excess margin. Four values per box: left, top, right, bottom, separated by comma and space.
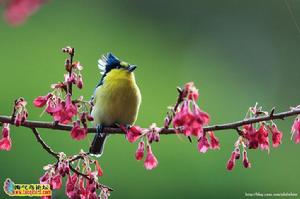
242, 151, 251, 168
198, 135, 210, 153
208, 131, 220, 150
62, 46, 74, 55
76, 74, 83, 89
144, 144, 158, 170
226, 151, 236, 171
135, 141, 145, 161
234, 148, 240, 159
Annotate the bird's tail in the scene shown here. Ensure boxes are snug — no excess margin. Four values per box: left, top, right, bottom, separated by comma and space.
89, 132, 108, 156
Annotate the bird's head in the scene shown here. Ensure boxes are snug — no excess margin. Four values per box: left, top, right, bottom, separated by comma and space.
98, 53, 137, 78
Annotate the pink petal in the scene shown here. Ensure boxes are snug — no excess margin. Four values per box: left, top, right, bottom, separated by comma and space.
70, 122, 87, 141
135, 141, 145, 161
144, 145, 158, 170
4, 0, 44, 26
51, 174, 62, 190
198, 135, 210, 153
0, 137, 12, 151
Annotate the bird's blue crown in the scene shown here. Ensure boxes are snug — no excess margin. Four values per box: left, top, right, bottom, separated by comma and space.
98, 53, 120, 74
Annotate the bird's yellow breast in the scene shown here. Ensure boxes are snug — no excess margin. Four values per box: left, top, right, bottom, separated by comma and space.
92, 69, 141, 126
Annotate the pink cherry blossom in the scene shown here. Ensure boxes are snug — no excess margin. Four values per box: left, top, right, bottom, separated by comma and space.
193, 103, 210, 124
100, 188, 110, 199
234, 148, 240, 159
50, 174, 62, 190
88, 192, 98, 199
4, 0, 45, 26
173, 100, 210, 138
62, 46, 74, 55
65, 94, 78, 117
39, 172, 49, 184
226, 151, 236, 171
58, 161, 70, 177
86, 114, 94, 121
123, 125, 142, 143
76, 75, 83, 89
242, 150, 251, 168
291, 118, 300, 144
0, 137, 12, 151
78, 177, 87, 197
183, 82, 199, 101
13, 98, 28, 126
66, 173, 78, 198
53, 108, 74, 124
85, 174, 97, 194
70, 121, 87, 140
95, 160, 103, 177
2, 123, 10, 137
14, 114, 22, 126
46, 97, 63, 114
198, 135, 210, 153
73, 61, 83, 71
256, 124, 269, 151
173, 101, 195, 136
147, 123, 160, 143
135, 141, 145, 160
50, 82, 66, 90
0, 123, 12, 151
46, 95, 77, 124
270, 124, 283, 148
208, 131, 220, 150
33, 93, 52, 107
243, 124, 259, 149
144, 144, 158, 170
64, 72, 77, 84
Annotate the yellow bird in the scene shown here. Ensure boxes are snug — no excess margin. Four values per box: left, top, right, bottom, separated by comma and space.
89, 53, 141, 155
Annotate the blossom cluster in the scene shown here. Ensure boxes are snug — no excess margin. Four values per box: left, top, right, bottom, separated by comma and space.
123, 83, 220, 171
1, 0, 46, 26
33, 47, 92, 141
226, 104, 287, 171
40, 152, 109, 199
122, 124, 160, 170
226, 137, 251, 171
168, 82, 220, 153
0, 97, 29, 151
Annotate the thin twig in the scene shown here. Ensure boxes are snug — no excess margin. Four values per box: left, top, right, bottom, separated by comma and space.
69, 153, 90, 163
67, 48, 74, 96
164, 87, 184, 129
10, 99, 17, 123
31, 128, 59, 159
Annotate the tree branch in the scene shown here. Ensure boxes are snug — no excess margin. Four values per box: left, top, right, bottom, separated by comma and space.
29, 127, 113, 191
1, 107, 300, 134
31, 128, 59, 159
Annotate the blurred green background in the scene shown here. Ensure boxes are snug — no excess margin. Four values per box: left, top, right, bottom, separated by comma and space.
1, 0, 300, 198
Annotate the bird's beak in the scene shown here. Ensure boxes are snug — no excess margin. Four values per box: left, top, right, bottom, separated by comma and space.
128, 65, 137, 72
